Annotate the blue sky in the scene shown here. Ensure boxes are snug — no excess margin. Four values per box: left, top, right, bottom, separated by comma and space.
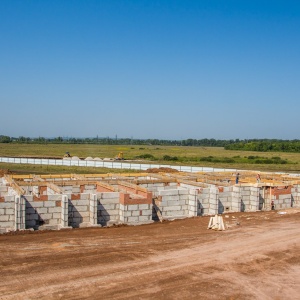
1, 0, 299, 140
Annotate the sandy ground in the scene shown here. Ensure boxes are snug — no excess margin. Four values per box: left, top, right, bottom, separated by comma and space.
0, 210, 300, 300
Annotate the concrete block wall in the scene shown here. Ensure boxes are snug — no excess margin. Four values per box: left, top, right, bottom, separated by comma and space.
15, 196, 26, 230
248, 187, 260, 211
188, 189, 198, 217
197, 187, 219, 216
0, 195, 17, 230
259, 186, 292, 210
97, 192, 120, 226
231, 186, 242, 212
276, 186, 292, 209
89, 194, 98, 226
139, 183, 165, 196
119, 193, 153, 224
0, 185, 8, 197
292, 185, 300, 208
156, 188, 189, 219
218, 186, 233, 213
25, 194, 67, 229
67, 193, 92, 228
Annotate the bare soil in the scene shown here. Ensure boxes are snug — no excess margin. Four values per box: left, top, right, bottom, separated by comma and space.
1, 210, 300, 299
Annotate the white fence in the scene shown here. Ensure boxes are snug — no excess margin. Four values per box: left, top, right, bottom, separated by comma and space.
0, 157, 237, 173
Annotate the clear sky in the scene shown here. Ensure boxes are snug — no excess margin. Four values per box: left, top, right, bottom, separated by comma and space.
1, 0, 299, 140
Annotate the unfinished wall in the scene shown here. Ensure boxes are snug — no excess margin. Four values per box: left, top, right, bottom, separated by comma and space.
1, 172, 300, 232
292, 185, 300, 208
24, 194, 68, 230
97, 192, 120, 226
155, 188, 189, 219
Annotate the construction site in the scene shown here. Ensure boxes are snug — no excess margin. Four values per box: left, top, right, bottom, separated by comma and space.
1, 170, 300, 232
1, 169, 300, 299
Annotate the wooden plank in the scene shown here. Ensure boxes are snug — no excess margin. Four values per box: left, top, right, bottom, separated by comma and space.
4, 175, 25, 195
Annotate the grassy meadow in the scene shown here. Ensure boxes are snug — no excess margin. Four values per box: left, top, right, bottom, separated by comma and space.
0, 143, 300, 174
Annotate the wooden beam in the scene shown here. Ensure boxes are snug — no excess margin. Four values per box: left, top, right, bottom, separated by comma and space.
4, 175, 25, 195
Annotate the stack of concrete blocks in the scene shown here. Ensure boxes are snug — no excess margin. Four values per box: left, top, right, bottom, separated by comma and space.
291, 185, 300, 208
119, 193, 153, 225
24, 192, 68, 230
156, 188, 189, 219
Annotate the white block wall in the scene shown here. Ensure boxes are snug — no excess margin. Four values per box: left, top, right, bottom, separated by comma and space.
157, 188, 189, 219
25, 195, 67, 229
119, 203, 152, 224
97, 192, 120, 226
68, 194, 92, 228
0, 195, 17, 229
292, 185, 300, 208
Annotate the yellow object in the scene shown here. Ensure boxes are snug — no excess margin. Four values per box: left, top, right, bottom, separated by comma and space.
115, 152, 124, 160
63, 152, 71, 158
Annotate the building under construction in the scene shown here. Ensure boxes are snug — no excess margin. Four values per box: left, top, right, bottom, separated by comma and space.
1, 170, 300, 232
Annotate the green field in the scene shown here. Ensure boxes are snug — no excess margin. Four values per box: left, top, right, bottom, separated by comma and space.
0, 143, 300, 174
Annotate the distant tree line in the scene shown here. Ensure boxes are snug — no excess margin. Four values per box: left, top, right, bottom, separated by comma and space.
0, 135, 234, 146
224, 139, 300, 153
0, 135, 299, 152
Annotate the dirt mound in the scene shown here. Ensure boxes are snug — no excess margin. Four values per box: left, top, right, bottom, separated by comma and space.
146, 167, 179, 173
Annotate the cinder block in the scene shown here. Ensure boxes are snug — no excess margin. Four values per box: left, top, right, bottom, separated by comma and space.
138, 204, 150, 210
142, 209, 152, 216
0, 203, 14, 208
48, 219, 59, 225
131, 210, 140, 217
159, 190, 179, 196
99, 192, 120, 199
5, 208, 14, 215
127, 205, 138, 211
139, 216, 151, 222
48, 207, 62, 213
99, 204, 116, 210
52, 213, 62, 219
127, 216, 139, 222
75, 205, 89, 212
0, 215, 9, 221
40, 213, 53, 219
99, 198, 119, 204
123, 211, 132, 217
80, 194, 90, 200
44, 201, 55, 208
178, 189, 189, 195
164, 206, 181, 211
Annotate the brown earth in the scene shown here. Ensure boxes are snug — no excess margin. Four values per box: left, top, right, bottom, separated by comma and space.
0, 210, 300, 299
146, 167, 179, 173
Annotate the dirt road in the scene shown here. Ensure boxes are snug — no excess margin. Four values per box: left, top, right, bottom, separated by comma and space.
0, 210, 300, 299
